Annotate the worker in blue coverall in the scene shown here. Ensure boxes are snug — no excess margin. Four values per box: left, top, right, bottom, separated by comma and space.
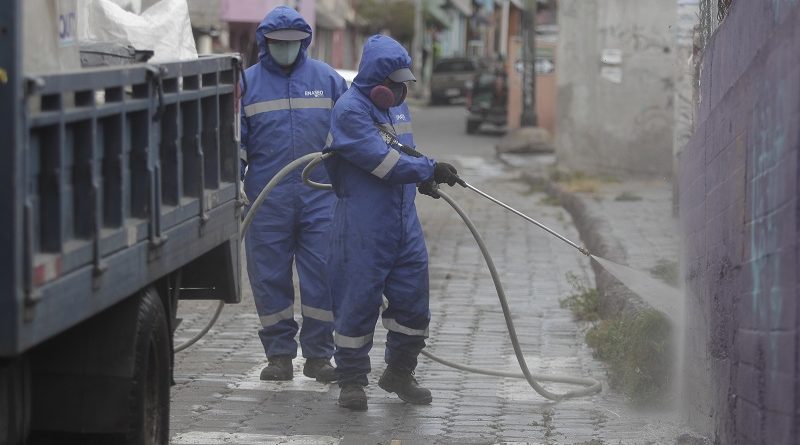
240, 6, 348, 382
323, 35, 465, 410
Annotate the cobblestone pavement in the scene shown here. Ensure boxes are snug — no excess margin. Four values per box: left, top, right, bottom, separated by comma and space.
170, 107, 689, 444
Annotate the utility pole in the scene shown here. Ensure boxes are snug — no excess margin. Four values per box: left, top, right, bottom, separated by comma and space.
412, 0, 424, 97
520, 0, 538, 126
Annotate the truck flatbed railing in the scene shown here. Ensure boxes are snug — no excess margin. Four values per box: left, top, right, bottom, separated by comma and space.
6, 55, 242, 355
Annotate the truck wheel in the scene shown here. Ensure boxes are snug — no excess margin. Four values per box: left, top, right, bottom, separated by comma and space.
0, 358, 30, 445
126, 288, 170, 445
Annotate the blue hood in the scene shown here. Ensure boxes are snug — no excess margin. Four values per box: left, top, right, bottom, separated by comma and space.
256, 6, 313, 71
352, 35, 412, 95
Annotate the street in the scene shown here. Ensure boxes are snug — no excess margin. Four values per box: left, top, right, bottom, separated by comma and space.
169, 105, 687, 444
2, 1, 795, 443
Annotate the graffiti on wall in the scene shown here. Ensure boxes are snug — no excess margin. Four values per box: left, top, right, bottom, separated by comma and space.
748, 79, 788, 373
772, 0, 799, 22
597, 24, 672, 53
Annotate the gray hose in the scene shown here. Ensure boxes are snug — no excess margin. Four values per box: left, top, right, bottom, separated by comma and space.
301, 155, 601, 400
301, 153, 333, 190
173, 299, 224, 353
176, 152, 603, 400
428, 190, 601, 399
172, 244, 225, 353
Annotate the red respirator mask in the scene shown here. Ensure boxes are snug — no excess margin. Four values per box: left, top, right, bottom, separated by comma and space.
370, 82, 407, 110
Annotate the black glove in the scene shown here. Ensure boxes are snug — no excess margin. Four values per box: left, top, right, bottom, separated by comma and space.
434, 162, 466, 187
417, 180, 440, 199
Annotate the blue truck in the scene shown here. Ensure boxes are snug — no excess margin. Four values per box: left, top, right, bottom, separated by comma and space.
0, 2, 243, 443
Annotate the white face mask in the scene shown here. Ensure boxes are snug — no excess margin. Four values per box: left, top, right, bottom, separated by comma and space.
268, 40, 302, 67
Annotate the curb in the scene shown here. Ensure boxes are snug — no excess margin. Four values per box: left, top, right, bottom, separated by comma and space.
494, 151, 652, 318
517, 170, 651, 319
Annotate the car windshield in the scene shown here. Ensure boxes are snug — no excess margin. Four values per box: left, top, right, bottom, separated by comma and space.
433, 60, 476, 73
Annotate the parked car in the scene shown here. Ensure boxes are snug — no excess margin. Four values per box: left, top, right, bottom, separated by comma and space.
429, 57, 481, 105
466, 70, 508, 134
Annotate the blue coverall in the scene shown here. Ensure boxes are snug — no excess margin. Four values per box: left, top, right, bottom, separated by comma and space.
240, 7, 348, 360
323, 35, 437, 386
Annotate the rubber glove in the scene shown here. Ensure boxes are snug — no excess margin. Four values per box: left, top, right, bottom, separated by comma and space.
434, 162, 466, 187
418, 180, 440, 199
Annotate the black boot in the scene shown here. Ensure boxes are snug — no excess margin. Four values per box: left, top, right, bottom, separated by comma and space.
378, 365, 432, 405
338, 384, 368, 411
259, 355, 293, 381
303, 358, 337, 383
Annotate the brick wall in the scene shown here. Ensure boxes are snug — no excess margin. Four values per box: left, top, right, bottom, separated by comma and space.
679, 2, 800, 443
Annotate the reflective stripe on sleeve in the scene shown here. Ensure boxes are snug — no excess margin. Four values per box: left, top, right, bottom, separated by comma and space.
259, 305, 294, 327
301, 304, 334, 322
370, 150, 400, 179
334, 331, 373, 349
382, 318, 429, 337
394, 122, 413, 135
325, 132, 333, 148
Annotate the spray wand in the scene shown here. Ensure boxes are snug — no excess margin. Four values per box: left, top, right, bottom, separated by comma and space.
461, 182, 591, 257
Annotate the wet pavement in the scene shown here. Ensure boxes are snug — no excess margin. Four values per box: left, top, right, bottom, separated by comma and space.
170, 106, 690, 444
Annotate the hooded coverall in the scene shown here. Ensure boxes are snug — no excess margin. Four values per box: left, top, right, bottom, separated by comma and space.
240, 6, 348, 360
324, 35, 437, 386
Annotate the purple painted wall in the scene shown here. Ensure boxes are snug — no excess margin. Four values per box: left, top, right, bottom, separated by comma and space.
679, 2, 800, 443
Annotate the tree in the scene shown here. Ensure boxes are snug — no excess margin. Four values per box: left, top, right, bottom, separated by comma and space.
355, 0, 416, 46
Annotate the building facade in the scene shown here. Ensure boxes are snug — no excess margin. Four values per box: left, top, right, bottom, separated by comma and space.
555, 0, 677, 178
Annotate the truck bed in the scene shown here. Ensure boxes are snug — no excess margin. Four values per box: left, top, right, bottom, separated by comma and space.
0, 55, 243, 356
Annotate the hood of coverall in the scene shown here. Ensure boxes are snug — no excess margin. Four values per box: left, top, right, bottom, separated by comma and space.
256, 6, 313, 73
352, 35, 413, 97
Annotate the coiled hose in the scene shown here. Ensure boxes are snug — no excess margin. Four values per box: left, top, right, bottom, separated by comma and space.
177, 152, 602, 400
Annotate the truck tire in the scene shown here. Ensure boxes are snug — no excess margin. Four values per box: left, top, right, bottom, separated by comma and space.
0, 358, 30, 445
126, 288, 170, 445
27, 287, 173, 444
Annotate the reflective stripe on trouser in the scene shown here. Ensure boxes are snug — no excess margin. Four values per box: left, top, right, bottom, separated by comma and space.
330, 223, 430, 385
332, 308, 380, 386
245, 201, 335, 359
380, 245, 431, 373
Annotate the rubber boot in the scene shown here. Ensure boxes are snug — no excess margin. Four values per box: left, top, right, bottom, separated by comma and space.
378, 365, 432, 405
259, 355, 293, 381
338, 384, 368, 411
303, 358, 337, 383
